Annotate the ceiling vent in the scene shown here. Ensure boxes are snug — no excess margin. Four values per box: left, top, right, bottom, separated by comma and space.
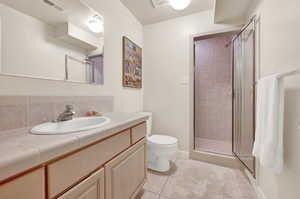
151, 0, 170, 8
43, 0, 64, 12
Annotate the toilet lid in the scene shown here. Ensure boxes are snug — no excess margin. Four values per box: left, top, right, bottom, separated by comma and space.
148, 135, 178, 145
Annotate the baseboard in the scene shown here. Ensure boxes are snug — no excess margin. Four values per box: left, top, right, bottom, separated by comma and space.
244, 169, 267, 199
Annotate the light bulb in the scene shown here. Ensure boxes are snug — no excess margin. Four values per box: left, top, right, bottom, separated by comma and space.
169, 0, 191, 10
87, 16, 104, 33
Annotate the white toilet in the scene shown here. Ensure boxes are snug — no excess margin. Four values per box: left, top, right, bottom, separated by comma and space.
142, 112, 178, 172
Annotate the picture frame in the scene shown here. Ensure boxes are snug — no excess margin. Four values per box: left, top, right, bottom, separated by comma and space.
122, 36, 142, 88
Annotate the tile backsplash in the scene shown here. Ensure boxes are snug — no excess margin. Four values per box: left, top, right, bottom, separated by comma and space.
0, 96, 114, 132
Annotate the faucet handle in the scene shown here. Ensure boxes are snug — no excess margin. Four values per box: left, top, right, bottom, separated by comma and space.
65, 105, 73, 110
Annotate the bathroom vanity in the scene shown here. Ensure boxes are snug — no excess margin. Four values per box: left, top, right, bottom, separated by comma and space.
0, 113, 147, 199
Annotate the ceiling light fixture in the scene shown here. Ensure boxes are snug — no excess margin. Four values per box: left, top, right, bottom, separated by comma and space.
87, 15, 104, 33
168, 0, 191, 10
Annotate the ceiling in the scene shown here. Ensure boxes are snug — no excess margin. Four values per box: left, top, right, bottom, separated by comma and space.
214, 0, 256, 24
121, 0, 215, 25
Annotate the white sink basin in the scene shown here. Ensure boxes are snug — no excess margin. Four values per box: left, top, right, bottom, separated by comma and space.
31, 116, 110, 135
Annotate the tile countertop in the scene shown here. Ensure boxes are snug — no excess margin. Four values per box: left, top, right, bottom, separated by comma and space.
0, 112, 148, 182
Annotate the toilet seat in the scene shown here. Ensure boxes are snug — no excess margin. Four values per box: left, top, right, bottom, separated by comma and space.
148, 135, 178, 146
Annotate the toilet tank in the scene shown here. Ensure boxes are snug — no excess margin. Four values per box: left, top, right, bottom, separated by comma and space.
140, 112, 152, 136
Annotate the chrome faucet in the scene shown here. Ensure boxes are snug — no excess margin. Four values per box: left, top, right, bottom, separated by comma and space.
54, 105, 75, 122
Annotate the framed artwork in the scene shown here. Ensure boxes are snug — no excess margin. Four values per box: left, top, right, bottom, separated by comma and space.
122, 36, 142, 88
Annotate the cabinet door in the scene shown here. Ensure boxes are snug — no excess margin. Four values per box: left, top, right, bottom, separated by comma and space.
131, 122, 146, 144
0, 168, 45, 199
58, 168, 104, 199
105, 139, 146, 199
48, 130, 130, 198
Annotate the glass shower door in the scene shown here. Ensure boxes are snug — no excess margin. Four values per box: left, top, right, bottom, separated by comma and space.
233, 21, 256, 174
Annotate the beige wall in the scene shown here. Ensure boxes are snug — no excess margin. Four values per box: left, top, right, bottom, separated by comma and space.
143, 10, 235, 150
0, 0, 143, 112
251, 0, 300, 199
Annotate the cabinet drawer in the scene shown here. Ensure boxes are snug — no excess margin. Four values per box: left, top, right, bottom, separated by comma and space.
58, 168, 104, 199
131, 122, 146, 144
48, 130, 131, 199
0, 168, 45, 199
105, 139, 146, 199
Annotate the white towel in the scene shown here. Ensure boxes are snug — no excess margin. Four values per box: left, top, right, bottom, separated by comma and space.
253, 74, 285, 173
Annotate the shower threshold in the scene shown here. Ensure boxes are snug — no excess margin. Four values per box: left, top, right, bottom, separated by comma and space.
195, 138, 232, 156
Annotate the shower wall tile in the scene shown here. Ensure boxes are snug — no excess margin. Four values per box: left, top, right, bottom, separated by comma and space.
194, 34, 233, 142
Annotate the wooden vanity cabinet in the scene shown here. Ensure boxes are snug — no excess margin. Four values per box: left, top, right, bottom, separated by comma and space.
58, 168, 105, 199
105, 139, 147, 199
0, 121, 147, 199
47, 130, 131, 199
0, 168, 45, 199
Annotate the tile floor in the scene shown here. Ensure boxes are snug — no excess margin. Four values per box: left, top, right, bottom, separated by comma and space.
137, 153, 257, 199
195, 137, 232, 155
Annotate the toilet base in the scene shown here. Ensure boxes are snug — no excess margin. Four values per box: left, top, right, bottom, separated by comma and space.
148, 158, 170, 172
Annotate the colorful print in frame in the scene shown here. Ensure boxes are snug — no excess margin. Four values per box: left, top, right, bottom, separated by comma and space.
123, 36, 142, 88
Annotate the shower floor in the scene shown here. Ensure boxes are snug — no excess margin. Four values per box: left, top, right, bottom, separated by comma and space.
195, 137, 232, 155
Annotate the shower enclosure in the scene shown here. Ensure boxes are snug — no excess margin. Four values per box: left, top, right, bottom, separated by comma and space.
193, 20, 256, 175
194, 32, 236, 156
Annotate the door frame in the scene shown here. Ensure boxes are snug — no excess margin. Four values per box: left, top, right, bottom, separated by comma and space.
188, 26, 256, 170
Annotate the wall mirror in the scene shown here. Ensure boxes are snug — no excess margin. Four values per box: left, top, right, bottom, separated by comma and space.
0, 0, 104, 84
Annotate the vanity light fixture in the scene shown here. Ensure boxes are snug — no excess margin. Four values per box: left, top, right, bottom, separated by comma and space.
169, 0, 191, 10
87, 15, 104, 33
